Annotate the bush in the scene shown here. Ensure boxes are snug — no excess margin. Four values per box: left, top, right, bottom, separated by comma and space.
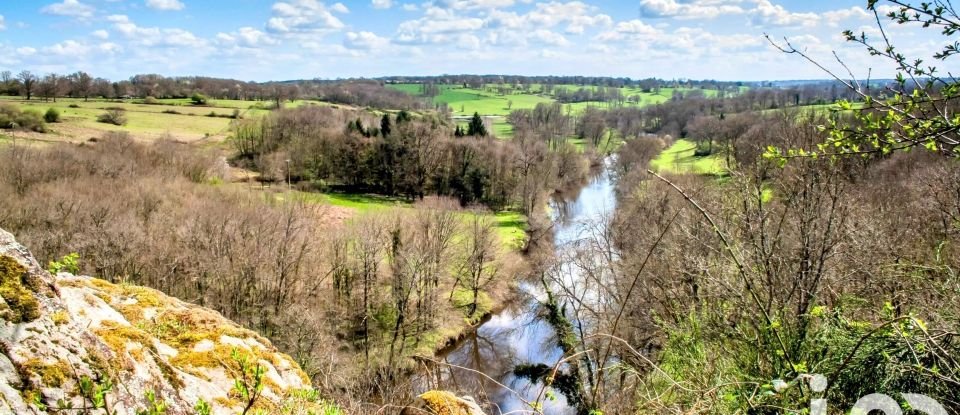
97, 109, 127, 126
44, 108, 60, 123
190, 93, 208, 106
0, 105, 47, 132
68, 104, 80, 108
162, 109, 181, 115
143, 96, 159, 105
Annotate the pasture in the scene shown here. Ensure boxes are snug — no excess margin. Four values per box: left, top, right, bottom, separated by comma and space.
649, 139, 729, 176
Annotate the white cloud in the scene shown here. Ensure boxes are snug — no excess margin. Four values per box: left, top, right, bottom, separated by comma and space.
92, 29, 109, 39
529, 29, 569, 46
372, 0, 393, 9
108, 15, 206, 48
639, 0, 745, 19
145, 0, 185, 11
0, 15, 5, 31
343, 31, 390, 50
41, 0, 95, 19
594, 19, 661, 42
16, 47, 37, 56
331, 2, 349, 13
267, 0, 345, 33
525, 2, 612, 34
822, 6, 870, 27
750, 0, 818, 28
43, 39, 91, 57
217, 27, 277, 48
432, 0, 515, 10
401, 3, 418, 11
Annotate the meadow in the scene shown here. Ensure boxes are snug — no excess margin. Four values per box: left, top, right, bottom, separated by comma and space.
389, 83, 729, 138
0, 96, 337, 144
649, 139, 729, 176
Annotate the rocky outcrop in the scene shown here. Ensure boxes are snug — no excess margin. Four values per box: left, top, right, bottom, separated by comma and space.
0, 229, 336, 414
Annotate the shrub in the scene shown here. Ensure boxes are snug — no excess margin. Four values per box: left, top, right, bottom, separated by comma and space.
162, 109, 181, 115
44, 108, 60, 123
0, 105, 46, 132
97, 109, 127, 126
143, 96, 159, 105
68, 104, 80, 108
190, 93, 208, 106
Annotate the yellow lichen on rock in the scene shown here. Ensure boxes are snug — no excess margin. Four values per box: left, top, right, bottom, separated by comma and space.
0, 255, 41, 323
416, 391, 486, 415
0, 228, 330, 415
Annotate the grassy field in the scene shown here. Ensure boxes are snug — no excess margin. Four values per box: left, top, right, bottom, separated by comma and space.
649, 139, 729, 176
389, 83, 729, 137
0, 96, 334, 144
279, 189, 527, 249
0, 96, 265, 143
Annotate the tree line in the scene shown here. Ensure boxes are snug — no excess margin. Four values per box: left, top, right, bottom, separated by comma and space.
231, 105, 588, 215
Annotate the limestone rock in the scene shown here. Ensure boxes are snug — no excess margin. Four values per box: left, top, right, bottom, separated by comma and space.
402, 391, 486, 415
0, 228, 322, 414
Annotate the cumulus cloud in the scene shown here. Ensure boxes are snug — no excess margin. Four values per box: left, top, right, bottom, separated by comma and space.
749, 0, 817, 28
529, 29, 569, 46
594, 19, 661, 42
525, 2, 612, 34
145, 0, 185, 11
822, 6, 870, 27
0, 15, 5, 31
41, 0, 95, 19
432, 0, 515, 10
331, 2, 349, 13
267, 0, 346, 33
343, 31, 391, 50
92, 29, 109, 39
217, 27, 277, 48
639, 0, 745, 19
108, 14, 206, 48
372, 0, 393, 9
43, 39, 91, 57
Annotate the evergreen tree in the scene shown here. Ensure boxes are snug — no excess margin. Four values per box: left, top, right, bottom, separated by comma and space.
381, 114, 392, 137
467, 112, 487, 137
454, 125, 464, 137
396, 110, 411, 124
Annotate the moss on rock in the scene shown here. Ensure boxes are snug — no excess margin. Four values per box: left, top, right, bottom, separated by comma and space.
0, 255, 41, 324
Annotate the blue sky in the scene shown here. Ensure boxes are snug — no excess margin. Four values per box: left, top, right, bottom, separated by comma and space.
0, 0, 955, 81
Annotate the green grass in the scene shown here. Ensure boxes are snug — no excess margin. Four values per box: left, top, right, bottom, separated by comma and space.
492, 211, 527, 250
0, 96, 262, 140
450, 287, 494, 325
650, 139, 729, 176
285, 189, 527, 249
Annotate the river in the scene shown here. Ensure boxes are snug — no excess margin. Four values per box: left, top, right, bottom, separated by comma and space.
419, 160, 617, 414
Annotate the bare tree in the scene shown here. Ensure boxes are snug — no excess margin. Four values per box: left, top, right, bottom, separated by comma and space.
17, 70, 36, 100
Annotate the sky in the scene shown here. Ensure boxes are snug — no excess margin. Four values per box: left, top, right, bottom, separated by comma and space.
0, 0, 956, 82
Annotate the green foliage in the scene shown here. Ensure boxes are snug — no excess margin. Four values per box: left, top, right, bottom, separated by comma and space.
75, 375, 113, 412
769, 1, 960, 160
467, 112, 487, 136
47, 252, 80, 274
136, 391, 168, 415
194, 399, 212, 415
190, 92, 208, 106
0, 104, 46, 132
44, 107, 60, 123
97, 109, 127, 126
231, 348, 265, 415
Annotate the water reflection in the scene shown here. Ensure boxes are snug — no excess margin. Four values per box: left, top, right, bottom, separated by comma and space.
420, 161, 616, 415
